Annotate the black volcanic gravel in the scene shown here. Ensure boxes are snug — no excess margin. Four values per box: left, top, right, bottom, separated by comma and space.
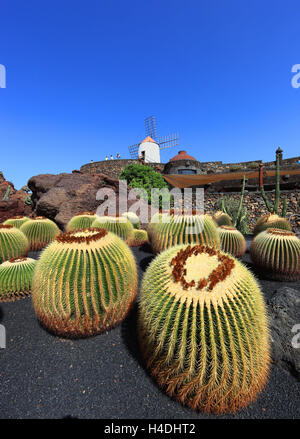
0, 241, 299, 419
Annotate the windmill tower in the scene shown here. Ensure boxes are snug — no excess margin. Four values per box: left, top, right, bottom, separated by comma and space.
128, 116, 179, 163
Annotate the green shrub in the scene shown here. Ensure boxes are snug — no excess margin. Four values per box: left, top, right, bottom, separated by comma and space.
247, 162, 259, 169
120, 164, 169, 208
229, 164, 242, 172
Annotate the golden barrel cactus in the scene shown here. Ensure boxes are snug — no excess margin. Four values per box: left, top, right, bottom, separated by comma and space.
0, 257, 36, 302
92, 216, 134, 245
4, 216, 30, 229
0, 225, 29, 263
250, 228, 300, 281
20, 217, 60, 251
150, 214, 220, 255
213, 211, 232, 227
131, 229, 149, 247
139, 244, 270, 413
253, 214, 291, 236
32, 228, 138, 337
122, 212, 140, 229
66, 212, 96, 231
218, 226, 247, 258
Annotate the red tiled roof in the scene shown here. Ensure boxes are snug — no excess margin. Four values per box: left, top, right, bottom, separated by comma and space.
170, 150, 197, 162
140, 136, 157, 144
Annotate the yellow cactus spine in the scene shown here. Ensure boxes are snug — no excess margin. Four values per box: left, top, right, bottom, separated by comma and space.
139, 244, 270, 413
0, 257, 36, 302
250, 228, 300, 281
4, 216, 30, 229
253, 214, 292, 236
0, 225, 29, 263
218, 226, 246, 258
20, 216, 60, 251
66, 212, 96, 231
150, 214, 220, 254
92, 216, 134, 245
32, 228, 138, 337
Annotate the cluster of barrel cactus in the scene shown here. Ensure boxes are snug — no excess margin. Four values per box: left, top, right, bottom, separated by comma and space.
4, 216, 30, 229
20, 217, 60, 251
149, 213, 220, 254
139, 244, 270, 413
250, 228, 300, 281
92, 216, 134, 245
253, 214, 292, 236
32, 228, 138, 337
218, 225, 246, 258
0, 224, 29, 262
0, 257, 36, 301
66, 212, 96, 231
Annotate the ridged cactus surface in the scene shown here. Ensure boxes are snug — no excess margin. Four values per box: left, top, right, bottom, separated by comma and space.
253, 214, 291, 236
147, 212, 169, 242
32, 228, 138, 337
213, 211, 232, 227
131, 229, 149, 247
20, 217, 60, 251
218, 226, 246, 258
66, 212, 96, 231
0, 225, 29, 263
150, 214, 220, 254
139, 244, 270, 413
0, 257, 36, 302
92, 216, 134, 244
250, 228, 300, 281
4, 216, 30, 229
122, 212, 140, 229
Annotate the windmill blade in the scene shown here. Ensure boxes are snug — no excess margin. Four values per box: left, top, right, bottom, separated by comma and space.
145, 115, 158, 140
157, 133, 179, 150
128, 143, 140, 159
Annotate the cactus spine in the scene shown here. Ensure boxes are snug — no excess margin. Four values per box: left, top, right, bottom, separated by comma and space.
4, 216, 30, 229
66, 212, 96, 231
139, 244, 270, 413
150, 214, 220, 255
218, 226, 247, 258
253, 213, 292, 236
0, 225, 29, 263
250, 228, 300, 281
0, 257, 36, 302
20, 217, 60, 251
32, 228, 138, 337
92, 216, 134, 245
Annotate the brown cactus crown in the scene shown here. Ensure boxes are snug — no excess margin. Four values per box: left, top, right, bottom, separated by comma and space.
171, 244, 235, 291
8, 257, 28, 263
56, 228, 108, 245
0, 224, 13, 230
10, 215, 25, 219
159, 209, 200, 216
220, 226, 236, 231
33, 216, 47, 220
76, 211, 95, 216
267, 228, 295, 237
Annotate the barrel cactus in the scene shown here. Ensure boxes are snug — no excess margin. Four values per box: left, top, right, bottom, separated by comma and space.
150, 214, 220, 255
32, 228, 138, 337
4, 216, 30, 229
122, 212, 140, 229
213, 211, 232, 227
131, 229, 149, 247
139, 244, 270, 413
250, 228, 300, 281
253, 214, 291, 236
66, 212, 96, 231
218, 226, 246, 258
147, 212, 170, 242
0, 257, 36, 302
20, 217, 60, 251
92, 216, 134, 245
0, 225, 29, 263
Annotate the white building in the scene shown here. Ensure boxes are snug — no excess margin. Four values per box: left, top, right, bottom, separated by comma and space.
138, 136, 160, 163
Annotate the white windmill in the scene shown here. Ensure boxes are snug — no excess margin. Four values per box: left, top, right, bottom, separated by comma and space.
128, 116, 179, 164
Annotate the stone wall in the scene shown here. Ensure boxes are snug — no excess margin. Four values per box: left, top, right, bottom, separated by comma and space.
80, 159, 164, 180
204, 190, 299, 234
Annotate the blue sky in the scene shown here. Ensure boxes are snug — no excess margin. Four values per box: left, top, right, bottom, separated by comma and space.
0, 0, 300, 188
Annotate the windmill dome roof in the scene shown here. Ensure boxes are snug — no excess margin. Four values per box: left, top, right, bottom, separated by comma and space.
140, 136, 157, 144
170, 150, 196, 162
